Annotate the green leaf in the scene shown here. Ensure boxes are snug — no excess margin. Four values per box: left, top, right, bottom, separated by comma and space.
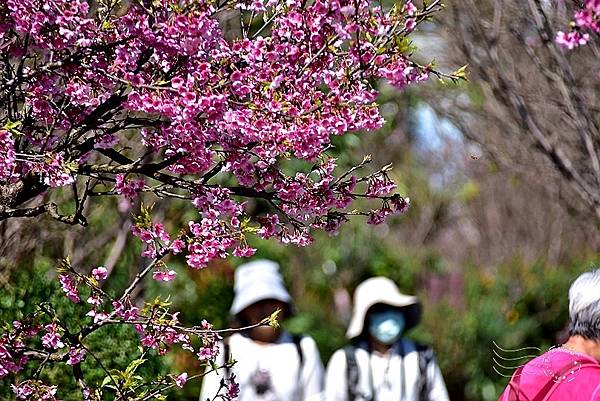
3, 120, 22, 131
381, 163, 394, 172
264, 309, 281, 328
134, 202, 155, 228
452, 64, 469, 80
125, 358, 147, 376
56, 257, 72, 273
101, 375, 115, 388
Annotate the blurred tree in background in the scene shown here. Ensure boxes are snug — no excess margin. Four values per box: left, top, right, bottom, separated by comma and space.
424, 0, 600, 221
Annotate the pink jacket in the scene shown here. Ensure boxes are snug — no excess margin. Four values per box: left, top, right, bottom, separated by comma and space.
498, 348, 600, 401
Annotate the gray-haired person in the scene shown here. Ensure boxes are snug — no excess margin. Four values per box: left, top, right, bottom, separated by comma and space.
498, 268, 600, 401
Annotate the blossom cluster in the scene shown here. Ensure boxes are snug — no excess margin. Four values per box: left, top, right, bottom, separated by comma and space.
196, 320, 221, 362
114, 175, 146, 200
0, 322, 34, 378
59, 274, 80, 303
0, 0, 422, 270
226, 375, 241, 400
135, 312, 192, 356
41, 323, 64, 350
556, 0, 599, 49
11, 381, 58, 401
2, 260, 228, 399
175, 372, 188, 388
0, 130, 16, 182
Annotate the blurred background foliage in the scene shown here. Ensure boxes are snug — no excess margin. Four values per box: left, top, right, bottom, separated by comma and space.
2, 1, 600, 400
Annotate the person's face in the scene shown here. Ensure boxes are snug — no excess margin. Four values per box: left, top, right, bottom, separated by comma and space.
239, 299, 288, 343
366, 304, 405, 346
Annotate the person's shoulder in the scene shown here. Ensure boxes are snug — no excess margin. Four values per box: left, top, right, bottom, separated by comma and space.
224, 332, 247, 348
557, 364, 600, 400
523, 348, 600, 382
401, 338, 432, 354
296, 334, 319, 352
326, 346, 353, 370
295, 333, 315, 343
329, 347, 347, 360
401, 338, 427, 349
401, 339, 436, 366
226, 332, 243, 342
579, 360, 600, 378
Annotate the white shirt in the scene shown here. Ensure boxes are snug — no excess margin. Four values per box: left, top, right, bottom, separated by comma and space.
325, 339, 449, 401
200, 332, 325, 401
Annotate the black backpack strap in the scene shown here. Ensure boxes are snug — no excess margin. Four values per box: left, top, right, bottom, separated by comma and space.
344, 346, 359, 401
416, 344, 434, 401
292, 334, 305, 370
223, 337, 231, 378
292, 335, 306, 401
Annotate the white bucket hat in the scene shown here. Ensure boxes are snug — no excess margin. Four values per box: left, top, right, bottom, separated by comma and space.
346, 276, 421, 339
230, 259, 292, 316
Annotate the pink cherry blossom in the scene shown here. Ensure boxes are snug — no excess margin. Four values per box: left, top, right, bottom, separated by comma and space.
59, 275, 80, 303
91, 266, 108, 280
0, 333, 28, 378
66, 347, 86, 365
226, 376, 240, 400
12, 381, 58, 401
86, 310, 108, 324
405, 18, 416, 32
114, 175, 145, 200
391, 196, 410, 214
152, 269, 177, 282
0, 1, 446, 395
197, 343, 219, 362
232, 245, 257, 257
112, 301, 140, 322
39, 153, 75, 188
366, 174, 397, 197
556, 30, 590, 49
41, 324, 64, 350
11, 383, 34, 399
257, 214, 280, 239
131, 225, 155, 243
175, 372, 188, 388
557, 1, 599, 49
152, 223, 170, 244
0, 130, 16, 182
86, 296, 102, 307
403, 1, 417, 16
170, 239, 185, 254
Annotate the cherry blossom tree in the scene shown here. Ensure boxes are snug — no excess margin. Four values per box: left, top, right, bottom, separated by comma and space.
0, 0, 460, 399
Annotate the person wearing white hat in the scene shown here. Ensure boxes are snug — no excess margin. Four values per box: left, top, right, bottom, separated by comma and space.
324, 277, 449, 401
200, 259, 325, 401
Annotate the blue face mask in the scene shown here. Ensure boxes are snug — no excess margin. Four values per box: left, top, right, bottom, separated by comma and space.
368, 310, 405, 345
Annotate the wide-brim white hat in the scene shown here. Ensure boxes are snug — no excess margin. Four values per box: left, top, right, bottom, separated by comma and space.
230, 259, 292, 316
346, 276, 421, 339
